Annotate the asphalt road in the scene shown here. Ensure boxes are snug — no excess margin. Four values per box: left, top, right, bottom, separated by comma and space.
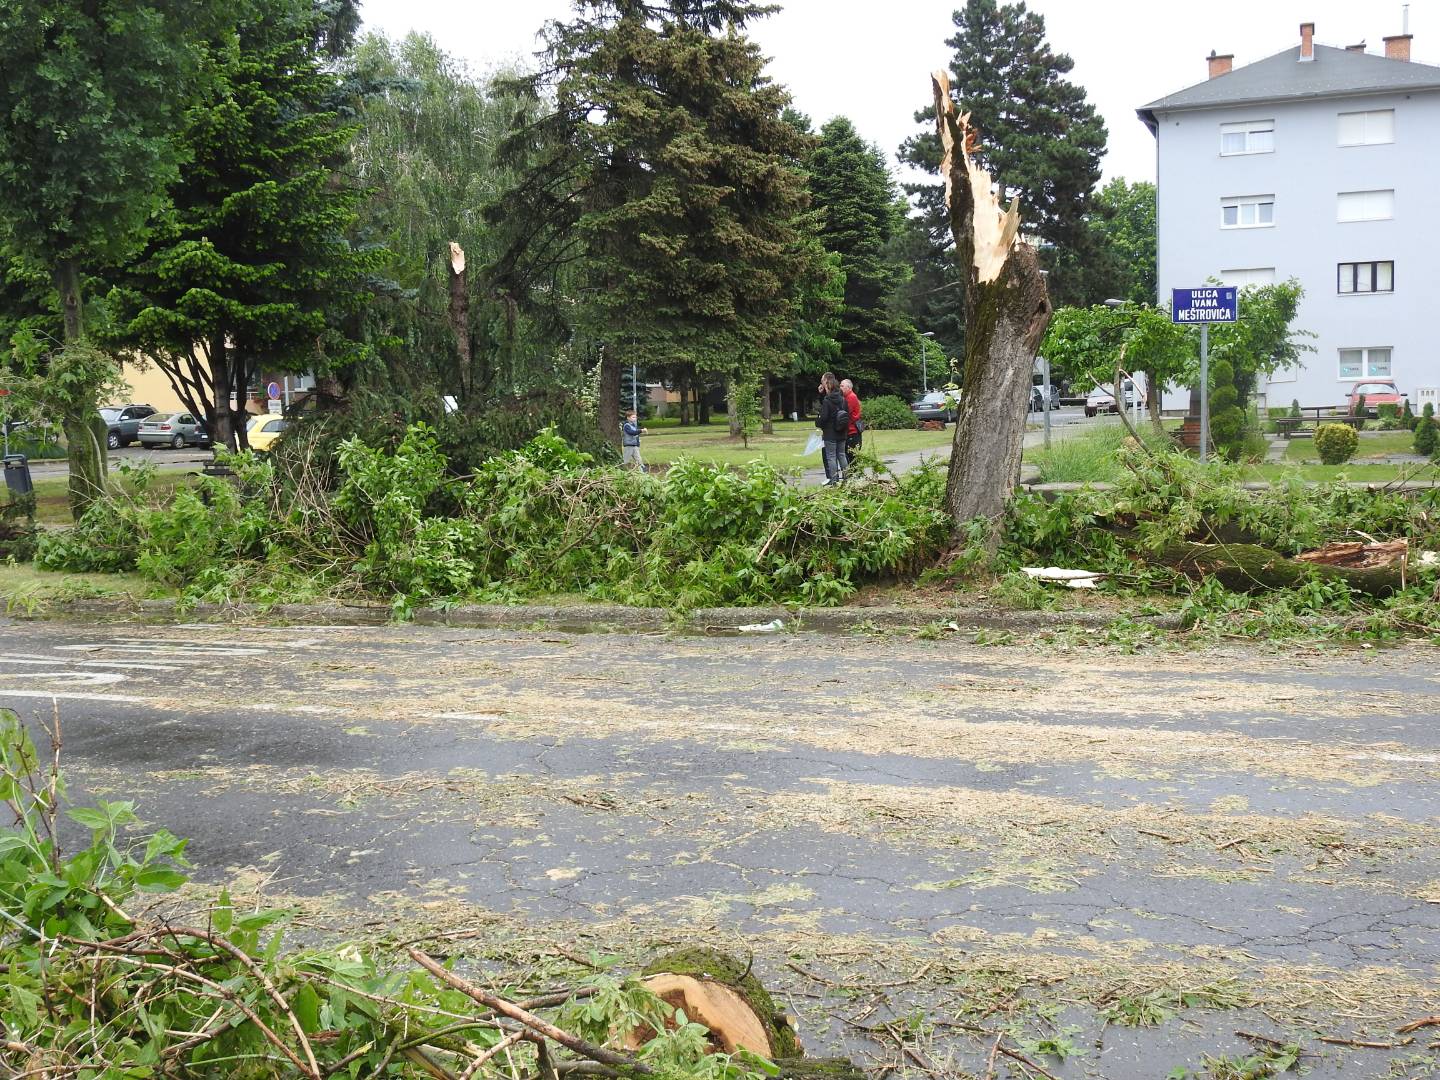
2, 617, 1437, 1077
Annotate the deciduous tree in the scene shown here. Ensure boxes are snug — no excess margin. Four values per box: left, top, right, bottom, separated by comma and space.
0, 0, 222, 516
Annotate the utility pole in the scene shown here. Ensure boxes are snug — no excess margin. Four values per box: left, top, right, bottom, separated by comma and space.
920, 331, 935, 393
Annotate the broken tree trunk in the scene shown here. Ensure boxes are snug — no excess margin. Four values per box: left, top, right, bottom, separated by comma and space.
448, 241, 471, 393
1158, 540, 1406, 597
931, 71, 1053, 530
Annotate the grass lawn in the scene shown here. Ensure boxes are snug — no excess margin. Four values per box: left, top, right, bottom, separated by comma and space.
639, 419, 951, 470
31, 470, 197, 526
1283, 430, 1421, 462
0, 562, 167, 612
1249, 461, 1440, 483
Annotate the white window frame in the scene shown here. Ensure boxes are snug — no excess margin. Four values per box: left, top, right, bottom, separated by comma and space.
1337, 109, 1395, 147
1337, 261, 1394, 295
1337, 190, 1394, 223
1337, 347, 1393, 380
1220, 195, 1275, 229
1220, 119, 1275, 156
1220, 267, 1276, 289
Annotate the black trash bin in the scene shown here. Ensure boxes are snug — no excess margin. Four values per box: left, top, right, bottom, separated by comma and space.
3, 454, 32, 497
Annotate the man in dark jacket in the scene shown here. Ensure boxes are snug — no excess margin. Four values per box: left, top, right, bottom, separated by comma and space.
815, 372, 849, 485
841, 378, 862, 458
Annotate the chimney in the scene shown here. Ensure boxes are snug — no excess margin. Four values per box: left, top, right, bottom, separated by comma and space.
1346, 41, 1366, 53
1207, 50, 1234, 78
1300, 22, 1315, 61
1384, 34, 1413, 61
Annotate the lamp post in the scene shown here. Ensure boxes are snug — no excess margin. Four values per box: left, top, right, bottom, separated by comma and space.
920, 331, 936, 393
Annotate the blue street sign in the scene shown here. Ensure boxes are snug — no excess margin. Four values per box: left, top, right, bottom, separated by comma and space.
1171, 287, 1238, 324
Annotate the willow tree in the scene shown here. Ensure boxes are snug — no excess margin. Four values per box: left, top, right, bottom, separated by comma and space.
931, 72, 1052, 529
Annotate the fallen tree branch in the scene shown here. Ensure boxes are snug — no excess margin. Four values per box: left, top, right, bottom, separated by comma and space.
1397, 1015, 1440, 1034
408, 948, 653, 1075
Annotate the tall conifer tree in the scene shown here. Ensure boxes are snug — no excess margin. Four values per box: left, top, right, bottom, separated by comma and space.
490, 0, 820, 444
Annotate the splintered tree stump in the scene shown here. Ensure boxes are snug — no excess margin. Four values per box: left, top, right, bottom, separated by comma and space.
930, 70, 1052, 530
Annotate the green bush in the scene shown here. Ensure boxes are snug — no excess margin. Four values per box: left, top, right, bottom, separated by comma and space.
1377, 403, 1399, 421
861, 394, 918, 430
1208, 359, 1245, 461
1415, 415, 1438, 457
1314, 423, 1359, 465
1402, 399, 1416, 430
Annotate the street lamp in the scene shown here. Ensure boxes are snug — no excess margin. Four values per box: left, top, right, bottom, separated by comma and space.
920, 331, 936, 393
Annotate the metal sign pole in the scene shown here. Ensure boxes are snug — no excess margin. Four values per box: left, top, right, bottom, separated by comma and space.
921, 337, 928, 393
1199, 324, 1210, 464
1040, 355, 1052, 450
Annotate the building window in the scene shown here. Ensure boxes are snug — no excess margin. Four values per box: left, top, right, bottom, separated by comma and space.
1338, 347, 1392, 380
1337, 261, 1394, 294
1220, 120, 1275, 155
1221, 267, 1276, 288
1338, 109, 1395, 146
1221, 196, 1275, 228
1337, 190, 1394, 222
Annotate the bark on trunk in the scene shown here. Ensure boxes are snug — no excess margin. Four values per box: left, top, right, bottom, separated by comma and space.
931, 72, 1053, 529
678, 370, 691, 426
725, 376, 741, 439
210, 336, 237, 452
1157, 540, 1405, 598
761, 372, 773, 435
599, 350, 622, 446
53, 258, 106, 521
1147, 377, 1165, 435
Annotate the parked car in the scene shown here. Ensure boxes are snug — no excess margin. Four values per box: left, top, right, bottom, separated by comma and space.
98, 404, 156, 449
909, 390, 960, 423
246, 414, 289, 452
1083, 379, 1140, 418
1345, 380, 1406, 417
137, 411, 205, 448
193, 420, 212, 449
1029, 383, 1060, 411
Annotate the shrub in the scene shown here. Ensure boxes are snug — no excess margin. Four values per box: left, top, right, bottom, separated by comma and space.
1402, 399, 1416, 430
1377, 403, 1399, 421
1289, 399, 1302, 418
1426, 402, 1436, 420
1208, 359, 1245, 461
1416, 415, 1438, 457
862, 394, 918, 430
1314, 423, 1359, 465
1354, 393, 1367, 417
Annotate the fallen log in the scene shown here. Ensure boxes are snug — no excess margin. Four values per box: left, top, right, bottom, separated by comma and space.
1158, 540, 1405, 597
1294, 538, 1407, 571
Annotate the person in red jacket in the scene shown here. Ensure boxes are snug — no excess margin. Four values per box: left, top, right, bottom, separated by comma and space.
841, 378, 863, 458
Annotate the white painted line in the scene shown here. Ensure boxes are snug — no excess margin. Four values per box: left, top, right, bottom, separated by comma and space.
0, 655, 68, 665
424, 711, 507, 721
0, 690, 147, 703
0, 671, 127, 686
54, 644, 264, 657
76, 661, 183, 672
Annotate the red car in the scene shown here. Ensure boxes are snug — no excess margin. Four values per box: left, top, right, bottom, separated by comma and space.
1345, 380, 1406, 417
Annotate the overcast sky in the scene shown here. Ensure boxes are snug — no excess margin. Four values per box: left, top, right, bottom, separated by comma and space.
359, 0, 1431, 187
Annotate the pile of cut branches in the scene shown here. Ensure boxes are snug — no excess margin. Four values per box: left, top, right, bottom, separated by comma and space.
0, 712, 839, 1080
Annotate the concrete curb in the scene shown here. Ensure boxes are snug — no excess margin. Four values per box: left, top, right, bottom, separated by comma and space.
29, 596, 1186, 634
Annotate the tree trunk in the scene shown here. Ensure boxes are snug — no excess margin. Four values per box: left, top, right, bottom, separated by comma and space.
698, 382, 710, 425
448, 242, 471, 401
725, 376, 741, 438
761, 372, 773, 435
678, 370, 691, 425
1147, 375, 1165, 435
1156, 540, 1404, 598
931, 72, 1052, 529
210, 336, 237, 452
53, 258, 106, 521
599, 350, 621, 446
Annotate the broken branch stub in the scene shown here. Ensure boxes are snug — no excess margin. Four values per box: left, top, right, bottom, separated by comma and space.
931, 70, 1052, 531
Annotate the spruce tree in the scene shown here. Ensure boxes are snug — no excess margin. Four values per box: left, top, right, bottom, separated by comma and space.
489, 0, 820, 445
900, 0, 1107, 307
806, 118, 919, 397
106, 0, 374, 450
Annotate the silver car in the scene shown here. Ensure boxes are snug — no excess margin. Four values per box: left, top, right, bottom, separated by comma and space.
138, 412, 205, 449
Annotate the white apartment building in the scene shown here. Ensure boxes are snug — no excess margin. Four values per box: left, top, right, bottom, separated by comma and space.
1139, 21, 1440, 413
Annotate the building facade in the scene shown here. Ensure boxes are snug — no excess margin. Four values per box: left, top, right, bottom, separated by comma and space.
1139, 23, 1440, 413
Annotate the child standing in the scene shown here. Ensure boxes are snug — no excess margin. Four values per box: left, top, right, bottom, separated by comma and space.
621, 411, 647, 469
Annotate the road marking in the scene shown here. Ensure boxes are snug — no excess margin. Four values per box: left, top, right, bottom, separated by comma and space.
0, 671, 126, 686
0, 690, 147, 703
54, 644, 264, 657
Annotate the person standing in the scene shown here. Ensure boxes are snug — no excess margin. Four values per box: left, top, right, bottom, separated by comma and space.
815, 372, 849, 485
621, 410, 647, 469
841, 378, 863, 459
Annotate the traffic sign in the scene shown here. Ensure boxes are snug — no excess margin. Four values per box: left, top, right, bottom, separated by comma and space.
266, 381, 281, 400
1171, 287, 1237, 324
